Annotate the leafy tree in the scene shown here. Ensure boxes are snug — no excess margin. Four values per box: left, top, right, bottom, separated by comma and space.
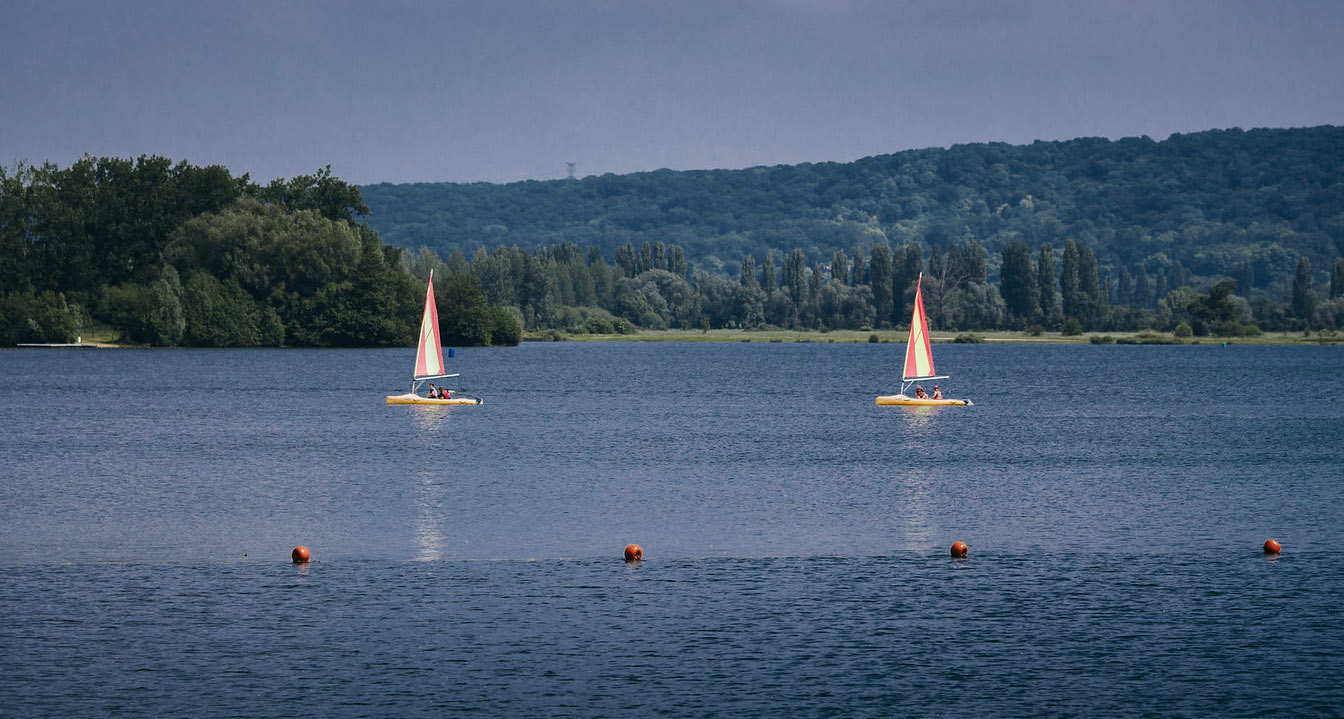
0, 290, 80, 344
957, 281, 1007, 330
1186, 279, 1239, 335
255, 165, 369, 223
183, 273, 268, 346
1331, 258, 1344, 300
436, 273, 493, 347
100, 271, 185, 346
487, 305, 524, 345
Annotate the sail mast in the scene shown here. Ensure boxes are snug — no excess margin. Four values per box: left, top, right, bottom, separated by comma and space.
903, 273, 937, 381
413, 270, 447, 380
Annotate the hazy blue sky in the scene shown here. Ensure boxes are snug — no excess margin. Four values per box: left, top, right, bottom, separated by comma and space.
4, 0, 1343, 185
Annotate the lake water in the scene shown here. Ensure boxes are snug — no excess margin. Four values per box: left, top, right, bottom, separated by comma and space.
1, 341, 1342, 716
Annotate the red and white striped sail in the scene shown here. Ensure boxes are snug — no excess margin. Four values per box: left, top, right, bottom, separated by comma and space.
413, 271, 447, 380
903, 273, 936, 381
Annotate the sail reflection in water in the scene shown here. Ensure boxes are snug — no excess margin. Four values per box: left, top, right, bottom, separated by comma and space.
414, 470, 447, 562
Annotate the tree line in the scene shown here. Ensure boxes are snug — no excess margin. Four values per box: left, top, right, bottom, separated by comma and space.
0, 156, 521, 347
408, 237, 1344, 337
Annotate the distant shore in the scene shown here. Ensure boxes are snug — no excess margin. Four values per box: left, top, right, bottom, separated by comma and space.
525, 328, 1344, 345
19, 329, 1341, 348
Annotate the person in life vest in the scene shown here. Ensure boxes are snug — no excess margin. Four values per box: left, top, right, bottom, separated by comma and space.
438, 386, 451, 399
914, 386, 927, 399
932, 385, 943, 399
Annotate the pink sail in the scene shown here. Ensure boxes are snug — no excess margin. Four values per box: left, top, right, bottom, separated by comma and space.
902, 273, 936, 380
413, 271, 446, 380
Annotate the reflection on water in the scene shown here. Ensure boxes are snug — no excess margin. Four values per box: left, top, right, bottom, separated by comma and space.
894, 467, 936, 550
893, 405, 942, 436
405, 404, 464, 561
409, 404, 453, 433
414, 470, 446, 562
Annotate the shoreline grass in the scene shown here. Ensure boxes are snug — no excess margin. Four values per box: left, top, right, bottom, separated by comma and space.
526, 328, 1344, 345
41, 327, 1344, 348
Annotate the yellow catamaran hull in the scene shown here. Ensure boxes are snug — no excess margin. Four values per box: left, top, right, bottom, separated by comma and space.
385, 393, 481, 405
875, 394, 971, 406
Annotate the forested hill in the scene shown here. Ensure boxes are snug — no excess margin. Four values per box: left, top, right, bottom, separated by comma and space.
361, 126, 1344, 286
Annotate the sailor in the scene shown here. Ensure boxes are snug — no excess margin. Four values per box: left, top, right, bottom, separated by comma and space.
932, 385, 942, 399
427, 383, 438, 398
914, 385, 927, 399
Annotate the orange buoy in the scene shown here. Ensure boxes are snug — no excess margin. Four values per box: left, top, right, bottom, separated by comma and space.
292, 546, 311, 564
1263, 539, 1281, 554
623, 544, 643, 562
950, 541, 968, 558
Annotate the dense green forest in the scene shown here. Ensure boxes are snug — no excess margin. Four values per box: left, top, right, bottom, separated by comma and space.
6, 127, 1344, 346
0, 157, 522, 347
359, 126, 1344, 334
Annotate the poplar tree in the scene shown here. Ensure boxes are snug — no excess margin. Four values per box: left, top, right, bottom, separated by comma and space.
637, 241, 653, 274
668, 245, 687, 278
999, 239, 1038, 322
1133, 264, 1152, 309
1292, 257, 1316, 323
895, 242, 923, 322
831, 249, 849, 284
740, 254, 757, 288
868, 244, 892, 326
787, 248, 808, 305
1037, 242, 1059, 323
614, 243, 636, 278
587, 246, 613, 307
1116, 266, 1133, 307
1060, 239, 1082, 321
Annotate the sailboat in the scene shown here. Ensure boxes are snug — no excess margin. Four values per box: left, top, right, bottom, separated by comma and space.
386, 271, 482, 405
876, 273, 972, 407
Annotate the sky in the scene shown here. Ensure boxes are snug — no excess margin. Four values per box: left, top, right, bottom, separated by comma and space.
3, 0, 1343, 186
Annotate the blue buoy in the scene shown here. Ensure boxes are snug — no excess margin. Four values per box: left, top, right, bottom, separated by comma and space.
448, 348, 455, 357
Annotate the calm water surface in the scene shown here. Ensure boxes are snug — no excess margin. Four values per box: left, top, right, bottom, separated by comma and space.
1, 342, 1341, 716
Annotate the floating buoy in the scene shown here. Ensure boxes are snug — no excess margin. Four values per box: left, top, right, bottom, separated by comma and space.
292, 546, 311, 564
950, 541, 968, 558
1263, 539, 1281, 554
623, 544, 643, 562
